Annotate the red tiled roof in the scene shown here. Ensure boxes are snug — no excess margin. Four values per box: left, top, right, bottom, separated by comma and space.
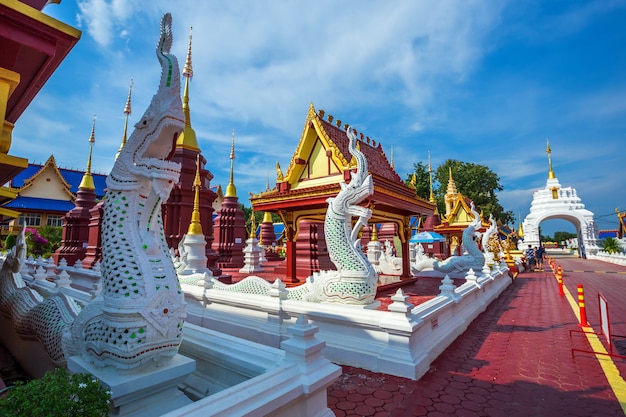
319, 119, 403, 183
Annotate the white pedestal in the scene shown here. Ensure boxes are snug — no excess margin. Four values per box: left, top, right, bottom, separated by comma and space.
68, 354, 196, 417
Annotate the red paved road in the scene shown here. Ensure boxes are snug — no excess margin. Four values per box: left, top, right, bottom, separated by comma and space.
328, 256, 626, 417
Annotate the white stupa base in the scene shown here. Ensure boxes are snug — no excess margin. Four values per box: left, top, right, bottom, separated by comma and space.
68, 354, 195, 417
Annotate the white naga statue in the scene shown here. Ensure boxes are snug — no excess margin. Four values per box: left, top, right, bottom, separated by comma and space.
432, 202, 485, 273
64, 13, 186, 369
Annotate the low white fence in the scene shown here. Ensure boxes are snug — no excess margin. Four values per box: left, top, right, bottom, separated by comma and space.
183, 263, 513, 380
589, 250, 626, 266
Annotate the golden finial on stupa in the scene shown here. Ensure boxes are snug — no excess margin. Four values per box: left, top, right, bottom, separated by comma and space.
546, 138, 555, 179
225, 130, 237, 197
176, 26, 200, 151
116, 80, 133, 160
370, 223, 378, 242
187, 154, 203, 235
428, 151, 436, 204
249, 210, 256, 239
79, 115, 96, 190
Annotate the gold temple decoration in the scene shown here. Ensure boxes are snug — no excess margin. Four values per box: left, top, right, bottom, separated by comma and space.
276, 161, 284, 181
116, 79, 133, 160
176, 26, 200, 151
546, 138, 555, 180
187, 154, 203, 235
78, 115, 96, 190
225, 130, 237, 197
249, 209, 256, 239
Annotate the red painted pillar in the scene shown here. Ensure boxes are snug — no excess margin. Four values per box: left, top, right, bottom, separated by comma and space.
285, 224, 298, 283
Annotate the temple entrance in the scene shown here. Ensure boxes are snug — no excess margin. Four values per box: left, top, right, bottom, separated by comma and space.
519, 141, 599, 258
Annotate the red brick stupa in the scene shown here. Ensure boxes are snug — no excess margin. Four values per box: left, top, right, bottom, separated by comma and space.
213, 132, 246, 269
53, 116, 98, 266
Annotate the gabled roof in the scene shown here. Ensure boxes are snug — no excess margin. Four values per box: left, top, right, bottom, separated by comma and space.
252, 103, 434, 217
9, 155, 107, 199
442, 193, 476, 226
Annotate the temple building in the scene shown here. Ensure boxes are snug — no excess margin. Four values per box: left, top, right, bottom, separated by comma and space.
433, 168, 486, 256
160, 28, 221, 275
250, 103, 435, 281
0, 155, 106, 237
0, 0, 80, 222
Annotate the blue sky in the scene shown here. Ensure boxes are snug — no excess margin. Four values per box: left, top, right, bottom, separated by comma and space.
13, 0, 626, 236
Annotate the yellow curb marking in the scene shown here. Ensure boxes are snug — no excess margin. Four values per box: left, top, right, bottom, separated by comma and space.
562, 282, 626, 415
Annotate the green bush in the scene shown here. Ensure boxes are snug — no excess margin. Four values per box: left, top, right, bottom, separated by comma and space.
0, 368, 110, 417
601, 237, 622, 254
4, 234, 16, 251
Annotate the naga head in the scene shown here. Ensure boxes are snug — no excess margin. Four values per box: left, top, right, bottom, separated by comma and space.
111, 13, 184, 198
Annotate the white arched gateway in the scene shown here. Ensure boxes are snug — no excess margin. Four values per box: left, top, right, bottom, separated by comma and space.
519, 142, 599, 258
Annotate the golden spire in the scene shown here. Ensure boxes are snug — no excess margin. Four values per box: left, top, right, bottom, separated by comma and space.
225, 130, 237, 197
176, 26, 200, 151
428, 150, 435, 203
187, 154, 204, 235
116, 79, 133, 160
517, 213, 524, 238
249, 210, 256, 239
79, 115, 96, 190
370, 223, 378, 242
546, 138, 555, 179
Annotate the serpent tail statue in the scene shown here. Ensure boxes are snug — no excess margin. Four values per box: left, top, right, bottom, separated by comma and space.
432, 202, 485, 273
209, 126, 378, 304
64, 13, 186, 369
0, 229, 81, 366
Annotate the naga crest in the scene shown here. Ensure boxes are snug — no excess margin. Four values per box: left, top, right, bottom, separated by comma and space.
108, 12, 184, 199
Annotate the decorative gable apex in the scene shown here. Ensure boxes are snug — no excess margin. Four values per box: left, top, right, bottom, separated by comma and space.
18, 155, 75, 202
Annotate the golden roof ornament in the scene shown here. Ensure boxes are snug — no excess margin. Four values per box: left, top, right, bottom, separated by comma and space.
176, 26, 200, 151
187, 154, 203, 235
79, 115, 96, 190
225, 129, 237, 197
546, 138, 555, 179
116, 80, 133, 160
276, 161, 284, 181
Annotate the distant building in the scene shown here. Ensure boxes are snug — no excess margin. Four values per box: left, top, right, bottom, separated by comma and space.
0, 155, 106, 235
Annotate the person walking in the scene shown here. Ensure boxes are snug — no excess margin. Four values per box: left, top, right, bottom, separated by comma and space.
535, 245, 545, 271
526, 245, 536, 272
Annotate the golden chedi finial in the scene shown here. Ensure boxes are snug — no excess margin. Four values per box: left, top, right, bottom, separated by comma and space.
225, 129, 237, 197
177, 26, 200, 151
546, 138, 555, 179
370, 223, 378, 242
187, 154, 204, 235
79, 115, 96, 190
263, 211, 272, 223
428, 151, 436, 203
116, 79, 133, 160
249, 210, 256, 239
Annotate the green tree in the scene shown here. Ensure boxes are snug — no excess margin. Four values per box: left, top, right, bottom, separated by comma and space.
404, 162, 431, 201
434, 159, 514, 225
554, 231, 577, 245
